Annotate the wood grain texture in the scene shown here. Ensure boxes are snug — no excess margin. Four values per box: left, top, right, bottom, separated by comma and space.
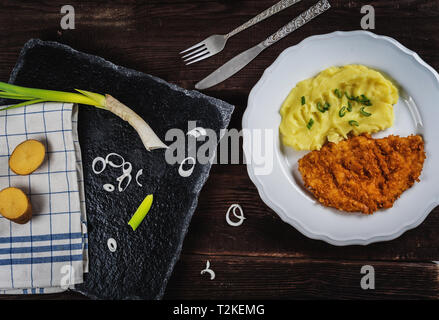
0, 0, 438, 299
164, 254, 439, 300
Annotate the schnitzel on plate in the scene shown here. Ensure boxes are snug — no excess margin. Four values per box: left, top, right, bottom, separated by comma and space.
298, 134, 425, 214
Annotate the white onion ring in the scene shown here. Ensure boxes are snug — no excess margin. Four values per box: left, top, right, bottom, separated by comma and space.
105, 153, 125, 168
187, 127, 206, 138
200, 260, 215, 280
178, 157, 195, 177
103, 184, 115, 192
107, 238, 117, 252
226, 204, 246, 227
92, 157, 106, 174
135, 169, 143, 187
93, 152, 133, 192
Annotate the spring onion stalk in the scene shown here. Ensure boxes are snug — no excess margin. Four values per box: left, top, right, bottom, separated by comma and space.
0, 82, 167, 151
128, 194, 153, 231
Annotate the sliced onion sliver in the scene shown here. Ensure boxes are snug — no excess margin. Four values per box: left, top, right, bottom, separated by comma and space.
92, 157, 106, 174
226, 204, 246, 227
135, 169, 143, 187
103, 184, 115, 192
117, 174, 132, 192
200, 260, 215, 280
105, 153, 125, 168
187, 127, 207, 138
178, 157, 196, 177
107, 238, 117, 252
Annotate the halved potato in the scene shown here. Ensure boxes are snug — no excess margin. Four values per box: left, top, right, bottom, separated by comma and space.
9, 139, 46, 175
0, 187, 32, 224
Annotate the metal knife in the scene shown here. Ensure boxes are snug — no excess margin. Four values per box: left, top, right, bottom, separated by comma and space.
195, 0, 331, 90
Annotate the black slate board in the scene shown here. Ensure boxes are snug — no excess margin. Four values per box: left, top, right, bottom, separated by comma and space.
4, 39, 234, 299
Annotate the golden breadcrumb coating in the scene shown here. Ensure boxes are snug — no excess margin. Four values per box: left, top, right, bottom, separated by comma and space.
298, 134, 425, 214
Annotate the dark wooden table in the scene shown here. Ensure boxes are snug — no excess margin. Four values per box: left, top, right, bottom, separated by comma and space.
1, 0, 439, 300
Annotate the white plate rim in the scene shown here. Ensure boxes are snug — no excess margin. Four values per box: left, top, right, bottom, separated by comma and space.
242, 30, 439, 246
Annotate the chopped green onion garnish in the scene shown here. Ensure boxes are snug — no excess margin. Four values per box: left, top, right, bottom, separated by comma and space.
339, 106, 347, 117
345, 92, 357, 101
307, 118, 314, 129
347, 101, 353, 112
349, 120, 360, 127
358, 94, 372, 106
344, 92, 373, 106
301, 96, 305, 105
317, 102, 326, 113
334, 89, 342, 98
323, 102, 330, 110
360, 107, 372, 117
128, 194, 154, 231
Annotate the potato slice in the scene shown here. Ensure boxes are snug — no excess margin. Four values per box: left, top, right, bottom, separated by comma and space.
0, 187, 32, 224
9, 139, 46, 175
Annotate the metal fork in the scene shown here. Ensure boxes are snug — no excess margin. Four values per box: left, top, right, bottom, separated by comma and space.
180, 0, 302, 65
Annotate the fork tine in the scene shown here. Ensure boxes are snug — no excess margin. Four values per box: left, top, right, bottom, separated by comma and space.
186, 52, 213, 65
180, 41, 205, 55
181, 46, 207, 59
184, 49, 210, 63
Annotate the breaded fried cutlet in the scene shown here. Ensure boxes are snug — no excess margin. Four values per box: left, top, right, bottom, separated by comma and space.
298, 134, 425, 214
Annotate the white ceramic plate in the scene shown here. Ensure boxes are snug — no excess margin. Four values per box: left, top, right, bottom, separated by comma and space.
242, 31, 439, 246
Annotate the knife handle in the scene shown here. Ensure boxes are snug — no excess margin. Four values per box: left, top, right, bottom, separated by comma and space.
260, 0, 331, 48
225, 0, 302, 40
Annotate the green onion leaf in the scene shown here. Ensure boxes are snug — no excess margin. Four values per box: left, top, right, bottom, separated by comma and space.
0, 99, 46, 111
323, 102, 330, 110
334, 89, 342, 98
75, 89, 106, 108
301, 96, 305, 105
347, 101, 353, 112
307, 118, 314, 130
0, 91, 36, 100
128, 194, 154, 231
339, 106, 347, 117
0, 81, 105, 108
360, 107, 372, 117
349, 120, 360, 127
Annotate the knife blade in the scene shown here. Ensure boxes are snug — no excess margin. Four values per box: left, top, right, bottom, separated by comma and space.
195, 44, 265, 90
195, 0, 331, 90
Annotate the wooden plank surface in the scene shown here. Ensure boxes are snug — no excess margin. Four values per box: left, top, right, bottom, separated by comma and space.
0, 0, 438, 299
164, 255, 439, 300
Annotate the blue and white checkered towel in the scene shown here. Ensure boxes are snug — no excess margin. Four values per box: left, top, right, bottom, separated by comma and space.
0, 102, 88, 294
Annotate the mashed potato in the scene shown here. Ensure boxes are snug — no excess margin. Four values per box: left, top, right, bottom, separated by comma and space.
279, 65, 399, 150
